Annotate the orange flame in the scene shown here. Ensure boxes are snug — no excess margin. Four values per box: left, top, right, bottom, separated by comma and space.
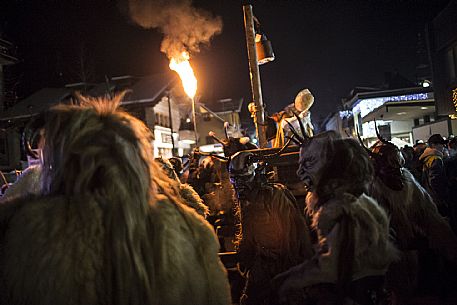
169, 52, 197, 99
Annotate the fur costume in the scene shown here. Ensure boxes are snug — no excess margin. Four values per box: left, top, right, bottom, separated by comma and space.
0, 165, 42, 201
275, 133, 399, 304
367, 138, 457, 301
370, 168, 457, 261
229, 151, 313, 305
155, 157, 209, 217
0, 95, 231, 305
276, 193, 398, 289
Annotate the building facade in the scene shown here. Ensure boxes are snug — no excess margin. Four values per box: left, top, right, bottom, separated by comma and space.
342, 87, 453, 147
0, 74, 191, 170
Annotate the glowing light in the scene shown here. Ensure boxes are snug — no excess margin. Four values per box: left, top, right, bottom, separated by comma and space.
352, 93, 431, 118
169, 52, 197, 99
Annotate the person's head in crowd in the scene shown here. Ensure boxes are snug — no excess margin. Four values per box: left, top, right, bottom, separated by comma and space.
401, 145, 414, 163
413, 139, 426, 153
427, 134, 448, 153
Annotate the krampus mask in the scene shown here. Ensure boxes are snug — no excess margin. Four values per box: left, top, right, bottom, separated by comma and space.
283, 113, 341, 192
228, 138, 295, 200
287, 113, 374, 202
228, 151, 258, 200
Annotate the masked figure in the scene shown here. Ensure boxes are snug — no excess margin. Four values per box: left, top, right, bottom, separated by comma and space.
229, 150, 313, 305
364, 128, 457, 303
275, 131, 398, 305
0, 94, 231, 305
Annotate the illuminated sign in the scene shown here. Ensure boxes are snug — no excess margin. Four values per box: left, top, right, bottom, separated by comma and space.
353, 93, 431, 118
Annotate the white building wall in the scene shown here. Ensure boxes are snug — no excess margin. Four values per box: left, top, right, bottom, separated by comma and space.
412, 119, 452, 142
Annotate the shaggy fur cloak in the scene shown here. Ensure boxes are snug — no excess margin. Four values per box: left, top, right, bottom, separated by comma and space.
276, 193, 398, 292
0, 95, 230, 305
370, 168, 457, 259
235, 183, 313, 305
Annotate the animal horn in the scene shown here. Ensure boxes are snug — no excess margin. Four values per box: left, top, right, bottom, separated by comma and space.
223, 122, 230, 140
374, 119, 389, 144
292, 111, 308, 140
22, 112, 46, 159
286, 135, 301, 145
285, 119, 305, 144
356, 125, 373, 156
263, 135, 295, 159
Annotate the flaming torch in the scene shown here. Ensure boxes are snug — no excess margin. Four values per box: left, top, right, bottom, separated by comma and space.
169, 51, 199, 145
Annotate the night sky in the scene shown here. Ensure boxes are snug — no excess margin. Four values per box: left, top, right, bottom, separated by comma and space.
0, 0, 450, 125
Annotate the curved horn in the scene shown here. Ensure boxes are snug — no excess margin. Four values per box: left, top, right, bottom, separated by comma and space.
356, 125, 373, 156
262, 135, 295, 160
284, 119, 305, 143
223, 122, 230, 140
286, 135, 301, 145
374, 120, 389, 144
22, 112, 46, 159
292, 111, 308, 140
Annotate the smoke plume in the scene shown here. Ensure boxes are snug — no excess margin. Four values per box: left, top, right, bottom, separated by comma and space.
121, 0, 222, 59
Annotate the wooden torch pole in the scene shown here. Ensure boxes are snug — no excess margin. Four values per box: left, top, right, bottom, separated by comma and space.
243, 4, 267, 148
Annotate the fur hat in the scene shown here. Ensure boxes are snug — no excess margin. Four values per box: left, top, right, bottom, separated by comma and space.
294, 88, 314, 112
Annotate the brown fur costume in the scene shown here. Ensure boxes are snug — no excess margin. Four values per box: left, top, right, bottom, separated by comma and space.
229, 150, 313, 305
369, 143, 457, 300
0, 95, 231, 305
155, 157, 209, 217
370, 168, 457, 261
275, 135, 399, 304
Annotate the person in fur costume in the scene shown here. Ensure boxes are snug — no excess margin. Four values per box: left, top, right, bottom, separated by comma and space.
0, 94, 231, 305
362, 130, 457, 302
275, 131, 399, 305
155, 157, 209, 217
229, 150, 313, 305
